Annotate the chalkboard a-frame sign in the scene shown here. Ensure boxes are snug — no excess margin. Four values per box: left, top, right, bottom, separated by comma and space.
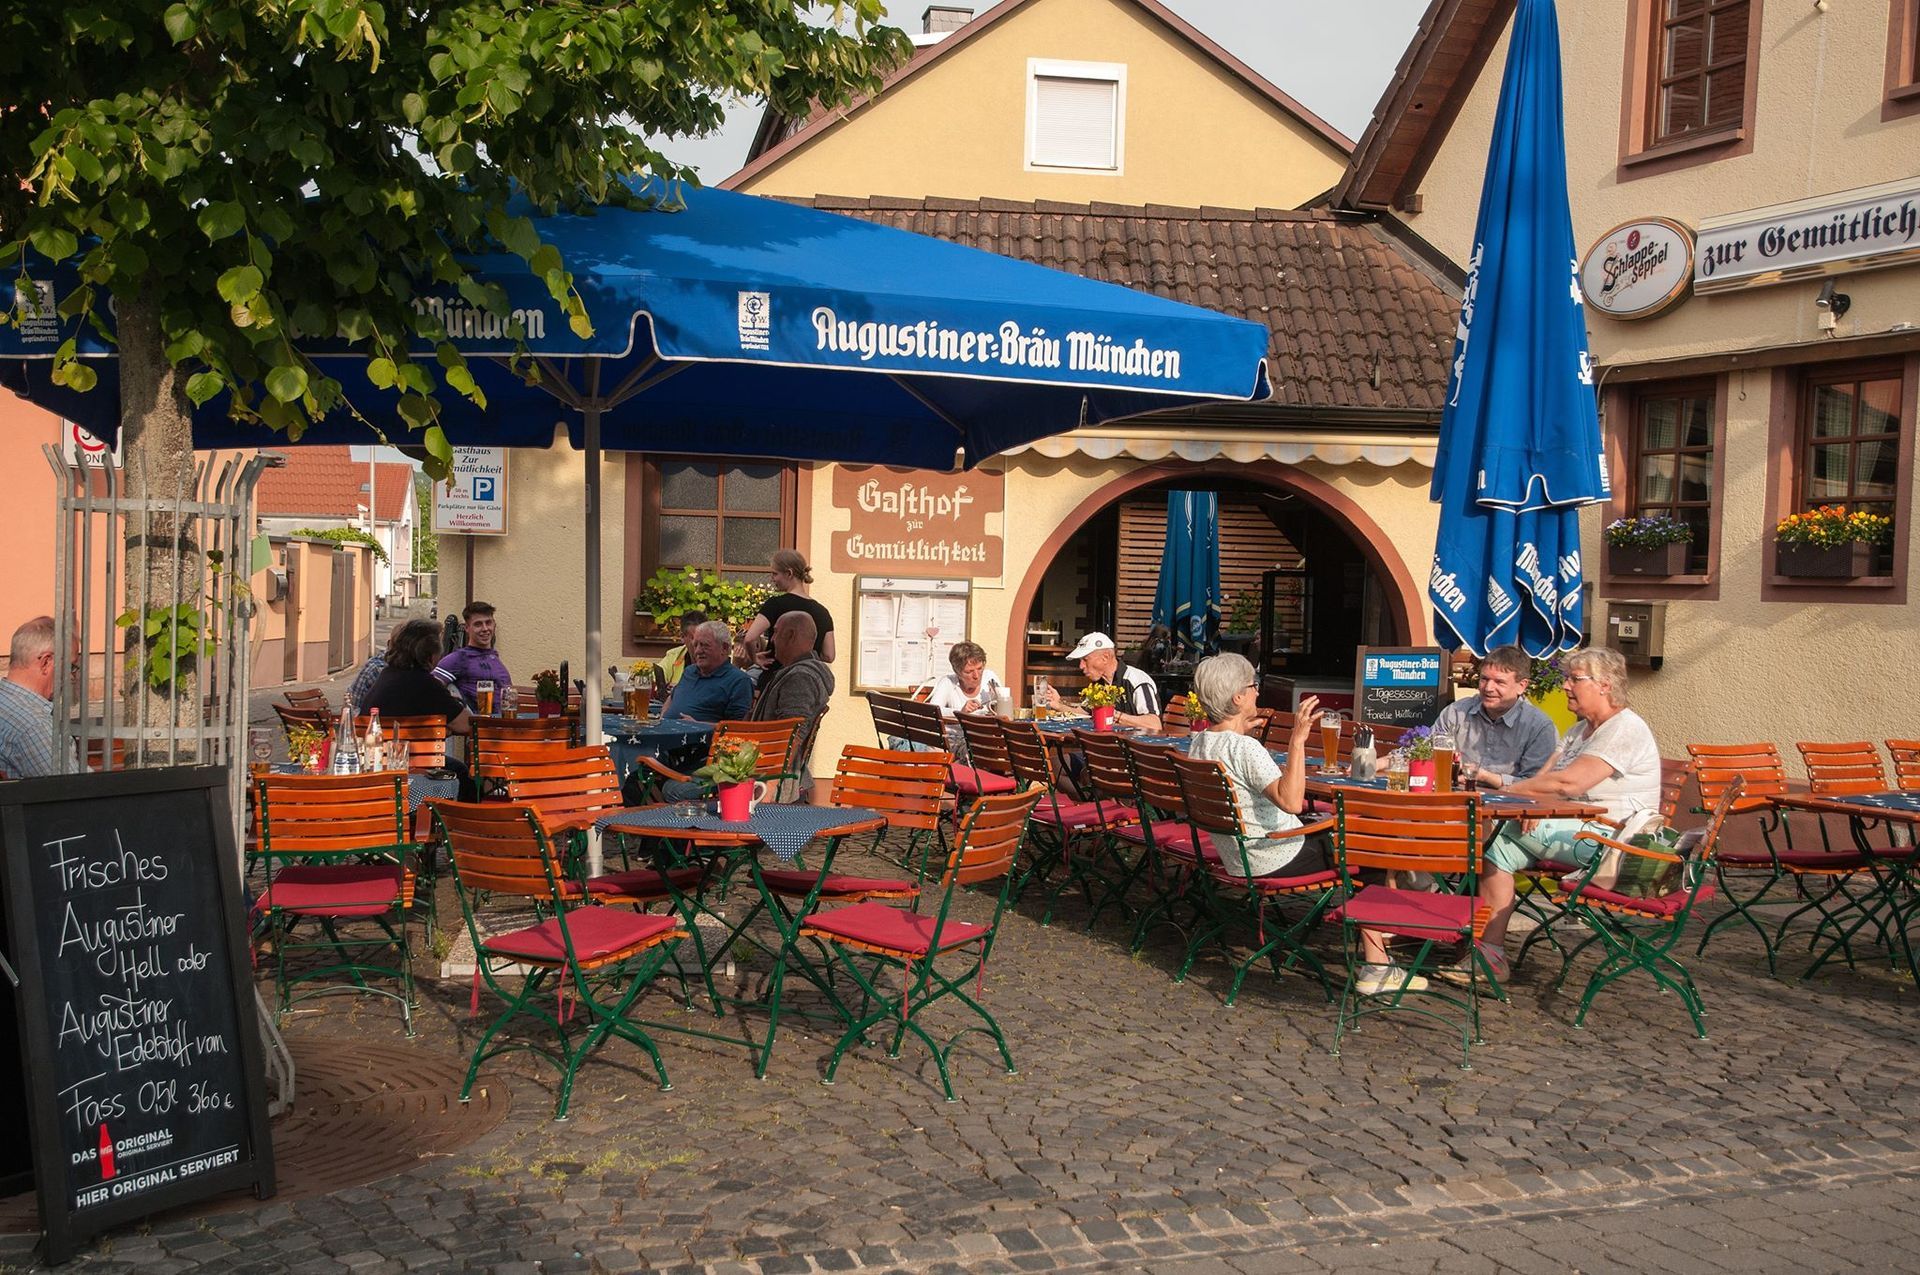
0, 766, 275, 1264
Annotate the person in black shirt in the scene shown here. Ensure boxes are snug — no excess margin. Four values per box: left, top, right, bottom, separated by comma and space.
737, 549, 835, 670
366, 619, 474, 799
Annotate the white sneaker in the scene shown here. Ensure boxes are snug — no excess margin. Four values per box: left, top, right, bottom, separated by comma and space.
1355, 964, 1429, 995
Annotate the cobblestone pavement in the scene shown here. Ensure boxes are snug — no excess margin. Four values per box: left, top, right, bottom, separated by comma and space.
8, 820, 1920, 1272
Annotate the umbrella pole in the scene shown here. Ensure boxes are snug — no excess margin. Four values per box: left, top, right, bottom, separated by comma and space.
584, 393, 605, 878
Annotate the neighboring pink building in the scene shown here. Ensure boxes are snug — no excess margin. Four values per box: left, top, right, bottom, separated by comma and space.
257, 448, 418, 606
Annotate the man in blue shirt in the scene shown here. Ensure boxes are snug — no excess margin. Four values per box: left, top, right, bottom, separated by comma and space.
661, 620, 752, 723
0, 616, 69, 779
1430, 644, 1558, 781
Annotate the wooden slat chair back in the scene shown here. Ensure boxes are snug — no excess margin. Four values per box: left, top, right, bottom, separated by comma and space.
1160, 696, 1194, 736
868, 692, 947, 753
1127, 741, 1190, 824
1334, 792, 1481, 877
274, 702, 334, 745
283, 689, 335, 729
473, 716, 573, 796
1888, 740, 1920, 792
353, 714, 449, 771
502, 744, 626, 836
714, 717, 806, 784
1074, 730, 1139, 808
1261, 710, 1357, 763
1797, 740, 1889, 795
1000, 720, 1058, 790
1658, 757, 1693, 821
954, 715, 1018, 793
830, 746, 951, 836
1166, 750, 1340, 1003
431, 799, 685, 1118
254, 772, 415, 1032
797, 787, 1043, 1100
1364, 723, 1411, 750
1686, 742, 1792, 812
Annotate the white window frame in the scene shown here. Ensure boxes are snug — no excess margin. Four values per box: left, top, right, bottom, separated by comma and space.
1025, 58, 1126, 175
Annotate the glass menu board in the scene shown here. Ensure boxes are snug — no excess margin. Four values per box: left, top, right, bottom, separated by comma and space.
853, 576, 971, 693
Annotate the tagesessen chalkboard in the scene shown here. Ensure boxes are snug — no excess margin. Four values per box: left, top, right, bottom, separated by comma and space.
1354, 646, 1454, 729
0, 766, 274, 1264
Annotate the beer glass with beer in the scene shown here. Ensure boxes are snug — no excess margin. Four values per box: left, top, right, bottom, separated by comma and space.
476, 679, 496, 717
1032, 675, 1052, 720
1431, 729, 1457, 794
1318, 710, 1344, 775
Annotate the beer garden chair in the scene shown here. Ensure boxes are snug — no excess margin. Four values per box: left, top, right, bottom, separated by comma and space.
1116, 739, 1209, 955
1887, 739, 1920, 792
253, 771, 419, 1034
1168, 751, 1339, 1005
1687, 742, 1826, 973
1000, 719, 1138, 909
629, 717, 805, 807
1546, 777, 1741, 1038
432, 800, 686, 1120
798, 788, 1042, 1101
472, 716, 573, 799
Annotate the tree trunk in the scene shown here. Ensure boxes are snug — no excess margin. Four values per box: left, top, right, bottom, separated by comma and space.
117, 291, 201, 765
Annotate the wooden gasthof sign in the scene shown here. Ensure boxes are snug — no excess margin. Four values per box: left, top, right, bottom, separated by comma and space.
1, 767, 274, 1264
829, 465, 1004, 578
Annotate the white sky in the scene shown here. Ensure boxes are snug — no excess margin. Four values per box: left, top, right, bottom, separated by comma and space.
664, 0, 1431, 181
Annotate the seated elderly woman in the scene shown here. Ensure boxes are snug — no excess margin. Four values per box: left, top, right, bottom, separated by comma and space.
926, 641, 1007, 719
1470, 646, 1662, 978
1187, 653, 1430, 996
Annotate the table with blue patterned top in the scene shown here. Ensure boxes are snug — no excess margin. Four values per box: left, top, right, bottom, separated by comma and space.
602, 714, 714, 781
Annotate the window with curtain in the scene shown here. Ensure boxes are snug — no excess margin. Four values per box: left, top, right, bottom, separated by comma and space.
1799, 365, 1903, 576
1630, 381, 1716, 574
641, 458, 796, 581
1650, 0, 1751, 145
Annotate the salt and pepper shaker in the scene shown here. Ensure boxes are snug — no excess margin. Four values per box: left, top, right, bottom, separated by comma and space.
1349, 726, 1378, 782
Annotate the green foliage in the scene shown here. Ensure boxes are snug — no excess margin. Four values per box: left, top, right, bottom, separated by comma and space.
532, 667, 562, 703
413, 473, 439, 572
639, 566, 770, 628
0, 0, 912, 476
1223, 593, 1260, 633
292, 526, 390, 566
692, 737, 760, 786
115, 603, 210, 691
1525, 656, 1565, 703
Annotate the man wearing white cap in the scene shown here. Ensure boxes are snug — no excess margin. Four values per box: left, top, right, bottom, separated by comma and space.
1039, 632, 1163, 733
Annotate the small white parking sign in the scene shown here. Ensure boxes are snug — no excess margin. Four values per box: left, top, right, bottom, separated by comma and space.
432, 447, 508, 535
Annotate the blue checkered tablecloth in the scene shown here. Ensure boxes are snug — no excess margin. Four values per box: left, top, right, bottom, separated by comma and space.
1832, 791, 1920, 814
594, 804, 884, 862
603, 715, 714, 779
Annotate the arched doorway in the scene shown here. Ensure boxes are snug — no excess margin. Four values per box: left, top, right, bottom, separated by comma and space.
1005, 460, 1424, 703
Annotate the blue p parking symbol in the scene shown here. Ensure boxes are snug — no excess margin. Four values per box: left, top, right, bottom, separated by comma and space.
472, 477, 496, 502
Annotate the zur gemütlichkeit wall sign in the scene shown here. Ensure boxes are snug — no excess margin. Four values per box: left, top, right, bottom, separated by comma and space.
1693, 176, 1920, 295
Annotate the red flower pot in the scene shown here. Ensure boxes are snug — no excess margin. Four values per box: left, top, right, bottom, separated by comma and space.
1091, 706, 1116, 732
1409, 759, 1436, 791
538, 700, 563, 718
717, 780, 754, 822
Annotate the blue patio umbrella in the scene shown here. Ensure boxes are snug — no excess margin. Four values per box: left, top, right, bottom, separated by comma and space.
1151, 490, 1221, 656
1428, 0, 1606, 657
2, 181, 1272, 806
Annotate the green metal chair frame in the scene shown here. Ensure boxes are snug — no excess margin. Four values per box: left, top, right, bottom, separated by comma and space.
254, 771, 418, 1034
799, 787, 1042, 1101
1168, 751, 1339, 1005
1120, 740, 1210, 955
432, 799, 687, 1120
1548, 776, 1741, 1037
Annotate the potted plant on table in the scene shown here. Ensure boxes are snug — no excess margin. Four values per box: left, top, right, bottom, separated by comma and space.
285, 723, 326, 773
1182, 690, 1209, 733
1400, 725, 1436, 791
693, 737, 762, 821
1774, 505, 1893, 579
1603, 513, 1693, 577
1081, 681, 1126, 732
533, 668, 565, 717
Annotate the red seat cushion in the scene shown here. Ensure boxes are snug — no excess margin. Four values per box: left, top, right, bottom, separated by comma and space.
266, 865, 406, 918
1573, 882, 1715, 917
1033, 798, 1137, 830
1116, 820, 1195, 847
482, 907, 680, 965
577, 864, 709, 900
1334, 885, 1481, 939
800, 901, 986, 957
1209, 866, 1338, 895
951, 765, 1017, 796
1719, 848, 1869, 870
758, 867, 917, 899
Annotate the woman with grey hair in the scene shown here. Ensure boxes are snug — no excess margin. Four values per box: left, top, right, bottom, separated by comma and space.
1471, 646, 1662, 977
1188, 653, 1424, 994
926, 640, 1005, 718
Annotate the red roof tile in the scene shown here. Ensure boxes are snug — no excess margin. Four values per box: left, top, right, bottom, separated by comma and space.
780, 195, 1458, 415
257, 447, 414, 522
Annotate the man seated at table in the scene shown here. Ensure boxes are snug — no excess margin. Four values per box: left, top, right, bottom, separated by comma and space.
1036, 632, 1162, 732
1469, 647, 1662, 979
0, 616, 74, 779
1429, 643, 1557, 782
660, 620, 753, 724
366, 619, 475, 799
657, 610, 706, 688
433, 600, 512, 713
748, 611, 835, 802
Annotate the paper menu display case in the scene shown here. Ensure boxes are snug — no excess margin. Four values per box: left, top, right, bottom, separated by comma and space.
853, 576, 971, 693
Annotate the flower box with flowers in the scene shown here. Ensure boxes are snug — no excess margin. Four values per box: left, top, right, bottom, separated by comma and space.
1774, 506, 1892, 579
1603, 514, 1693, 577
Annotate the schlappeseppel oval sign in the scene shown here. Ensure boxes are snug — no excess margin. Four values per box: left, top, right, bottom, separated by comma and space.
1580, 218, 1695, 320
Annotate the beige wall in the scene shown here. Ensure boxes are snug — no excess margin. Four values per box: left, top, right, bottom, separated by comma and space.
734, 0, 1347, 209
1401, 3, 1920, 771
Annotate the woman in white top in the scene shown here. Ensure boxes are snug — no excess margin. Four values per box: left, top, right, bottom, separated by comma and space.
1473, 646, 1662, 975
1185, 653, 1425, 995
926, 641, 1004, 718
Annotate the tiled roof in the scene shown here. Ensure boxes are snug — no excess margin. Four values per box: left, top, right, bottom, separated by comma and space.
257, 447, 415, 522
789, 195, 1459, 415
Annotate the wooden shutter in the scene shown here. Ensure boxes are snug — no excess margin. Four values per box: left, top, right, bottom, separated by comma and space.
1114, 497, 1303, 650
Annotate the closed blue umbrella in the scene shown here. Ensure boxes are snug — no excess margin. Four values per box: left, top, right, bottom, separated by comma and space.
1428, 0, 1605, 656
1151, 490, 1221, 656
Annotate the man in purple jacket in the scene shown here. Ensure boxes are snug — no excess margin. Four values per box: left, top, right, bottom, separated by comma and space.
433, 600, 513, 712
